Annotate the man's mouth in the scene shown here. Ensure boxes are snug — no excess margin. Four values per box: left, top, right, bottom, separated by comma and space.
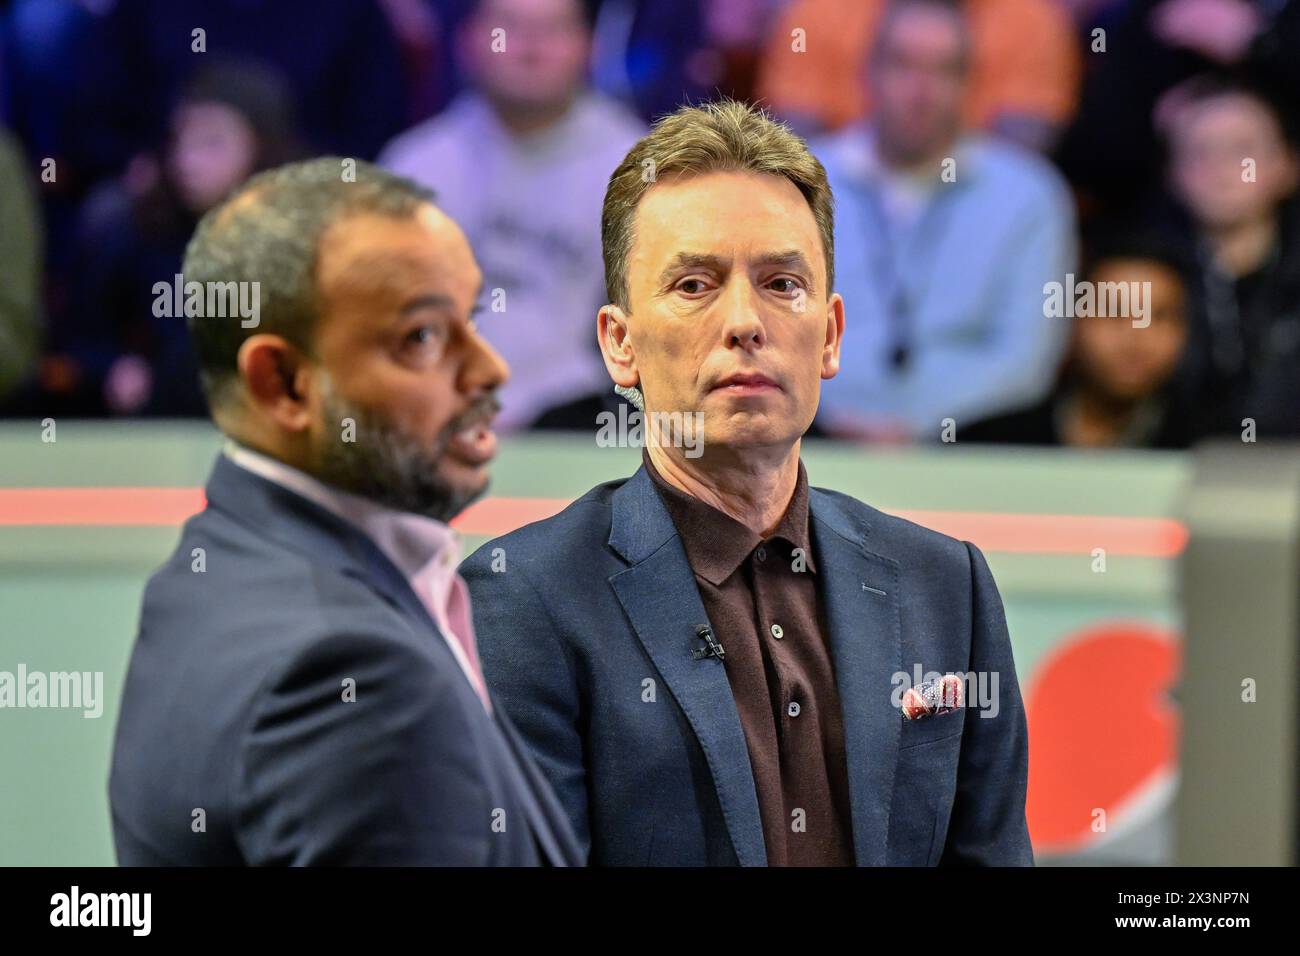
445, 399, 500, 467
711, 372, 781, 395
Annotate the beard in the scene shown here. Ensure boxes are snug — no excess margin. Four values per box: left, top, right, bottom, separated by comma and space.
312, 376, 499, 523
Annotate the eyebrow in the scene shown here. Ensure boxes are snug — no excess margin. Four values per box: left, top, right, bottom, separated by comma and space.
397, 280, 484, 320
399, 293, 458, 317
657, 249, 816, 287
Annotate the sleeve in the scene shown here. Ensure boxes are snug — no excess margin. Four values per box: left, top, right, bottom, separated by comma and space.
235, 630, 493, 865
939, 542, 1034, 865
462, 548, 592, 859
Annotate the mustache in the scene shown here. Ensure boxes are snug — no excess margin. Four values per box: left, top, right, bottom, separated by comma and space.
446, 393, 501, 433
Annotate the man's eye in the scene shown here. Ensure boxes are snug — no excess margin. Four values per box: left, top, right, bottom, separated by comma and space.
769, 277, 801, 295
676, 277, 710, 295
405, 325, 445, 349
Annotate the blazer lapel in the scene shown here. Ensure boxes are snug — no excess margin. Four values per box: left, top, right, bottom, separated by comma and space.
810, 490, 903, 867
206, 453, 581, 865
607, 467, 768, 867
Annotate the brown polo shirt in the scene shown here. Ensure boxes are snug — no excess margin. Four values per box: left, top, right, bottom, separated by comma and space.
643, 452, 855, 866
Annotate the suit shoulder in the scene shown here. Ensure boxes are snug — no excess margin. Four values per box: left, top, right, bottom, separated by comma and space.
811, 486, 973, 567
143, 505, 416, 653
462, 477, 626, 572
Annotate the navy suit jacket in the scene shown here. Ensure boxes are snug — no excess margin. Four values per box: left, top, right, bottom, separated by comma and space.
462, 464, 1033, 866
109, 453, 582, 866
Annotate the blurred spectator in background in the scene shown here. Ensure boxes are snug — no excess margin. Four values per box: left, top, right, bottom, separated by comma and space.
589, 0, 779, 123
962, 234, 1196, 449
814, 0, 1075, 442
0, 124, 43, 406
377, 0, 490, 125
1159, 73, 1300, 439
1057, 0, 1300, 223
66, 0, 404, 184
0, 0, 102, 171
757, 0, 1081, 152
47, 59, 301, 416
1, 1, 107, 393
382, 0, 643, 431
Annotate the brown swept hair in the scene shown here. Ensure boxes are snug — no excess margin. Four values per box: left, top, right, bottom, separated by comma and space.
600, 98, 835, 309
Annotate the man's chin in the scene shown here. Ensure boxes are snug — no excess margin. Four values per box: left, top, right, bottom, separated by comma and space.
428, 465, 491, 520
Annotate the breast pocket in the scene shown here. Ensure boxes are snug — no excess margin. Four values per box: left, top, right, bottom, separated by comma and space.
898, 710, 965, 750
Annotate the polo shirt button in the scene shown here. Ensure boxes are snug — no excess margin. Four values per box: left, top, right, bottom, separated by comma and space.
770, 623, 784, 639
756, 547, 767, 562
788, 701, 801, 717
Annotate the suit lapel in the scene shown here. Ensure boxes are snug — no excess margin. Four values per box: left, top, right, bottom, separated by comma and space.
809, 490, 904, 866
608, 467, 767, 867
205, 453, 580, 865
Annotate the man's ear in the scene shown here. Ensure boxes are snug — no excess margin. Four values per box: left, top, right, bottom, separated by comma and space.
236, 334, 316, 432
597, 304, 639, 389
821, 292, 846, 380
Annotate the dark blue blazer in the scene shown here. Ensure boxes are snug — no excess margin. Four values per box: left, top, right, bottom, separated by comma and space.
462, 465, 1033, 866
109, 453, 582, 866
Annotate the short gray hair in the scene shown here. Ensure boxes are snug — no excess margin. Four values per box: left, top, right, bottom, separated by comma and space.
183, 157, 435, 409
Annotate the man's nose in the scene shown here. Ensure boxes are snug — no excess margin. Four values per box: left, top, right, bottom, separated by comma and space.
461, 328, 510, 394
718, 280, 766, 349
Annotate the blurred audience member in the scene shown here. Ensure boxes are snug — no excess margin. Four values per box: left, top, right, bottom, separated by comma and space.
757, 0, 1081, 151
0, 0, 101, 168
1057, 0, 1300, 221
377, 0, 477, 125
814, 0, 1075, 442
962, 235, 1195, 449
52, 59, 300, 416
1161, 73, 1300, 439
0, 125, 43, 406
67, 0, 405, 184
590, 0, 779, 123
382, 0, 643, 431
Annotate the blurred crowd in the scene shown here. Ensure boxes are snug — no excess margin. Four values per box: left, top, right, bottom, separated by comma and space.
1, 0, 1298, 449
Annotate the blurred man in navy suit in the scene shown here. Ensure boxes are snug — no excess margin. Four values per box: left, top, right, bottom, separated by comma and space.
109, 158, 580, 866
463, 100, 1032, 866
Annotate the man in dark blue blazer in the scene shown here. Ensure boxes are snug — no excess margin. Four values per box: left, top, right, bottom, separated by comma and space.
109, 158, 581, 866
462, 101, 1033, 866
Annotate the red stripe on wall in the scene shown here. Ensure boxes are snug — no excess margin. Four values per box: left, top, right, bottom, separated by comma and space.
0, 488, 1187, 557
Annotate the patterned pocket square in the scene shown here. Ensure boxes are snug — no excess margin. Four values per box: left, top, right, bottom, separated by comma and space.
901, 674, 964, 720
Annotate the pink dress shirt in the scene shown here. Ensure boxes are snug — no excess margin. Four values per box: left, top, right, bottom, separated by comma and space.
223, 440, 491, 713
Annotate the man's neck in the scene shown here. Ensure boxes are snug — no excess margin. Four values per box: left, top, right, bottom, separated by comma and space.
1205, 214, 1279, 278
488, 94, 576, 139
874, 132, 957, 178
1061, 387, 1143, 447
646, 440, 801, 538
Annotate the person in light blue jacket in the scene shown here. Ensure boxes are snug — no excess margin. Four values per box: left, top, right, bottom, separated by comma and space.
813, 0, 1077, 442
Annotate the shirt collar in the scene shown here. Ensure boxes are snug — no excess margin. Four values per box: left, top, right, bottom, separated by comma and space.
641, 450, 816, 586
222, 439, 461, 581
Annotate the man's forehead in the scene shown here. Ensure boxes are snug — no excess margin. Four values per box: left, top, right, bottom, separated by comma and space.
628, 171, 823, 280
318, 209, 480, 298
633, 172, 819, 251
